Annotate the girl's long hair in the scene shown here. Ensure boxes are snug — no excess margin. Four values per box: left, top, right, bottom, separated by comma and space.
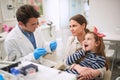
88, 32, 109, 70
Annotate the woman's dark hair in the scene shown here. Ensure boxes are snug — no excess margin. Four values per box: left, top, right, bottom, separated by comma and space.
16, 4, 40, 24
69, 14, 88, 33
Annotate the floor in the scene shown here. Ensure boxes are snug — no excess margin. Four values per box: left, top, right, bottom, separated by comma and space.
111, 59, 120, 80
107, 41, 120, 80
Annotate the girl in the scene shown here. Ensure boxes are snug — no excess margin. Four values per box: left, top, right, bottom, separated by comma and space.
66, 27, 109, 79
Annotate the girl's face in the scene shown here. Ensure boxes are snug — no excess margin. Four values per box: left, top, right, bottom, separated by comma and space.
69, 20, 85, 36
83, 33, 99, 52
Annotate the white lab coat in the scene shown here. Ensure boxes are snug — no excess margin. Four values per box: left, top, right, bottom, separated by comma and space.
4, 24, 51, 62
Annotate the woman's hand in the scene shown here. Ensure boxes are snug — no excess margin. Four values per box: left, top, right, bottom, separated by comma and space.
78, 68, 100, 80
72, 64, 101, 80
77, 67, 94, 80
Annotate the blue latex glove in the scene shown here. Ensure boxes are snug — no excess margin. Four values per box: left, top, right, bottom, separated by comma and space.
33, 48, 47, 60
0, 74, 4, 80
50, 41, 57, 51
10, 68, 20, 75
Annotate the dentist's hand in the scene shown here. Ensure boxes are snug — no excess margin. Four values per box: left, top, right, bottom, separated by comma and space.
50, 41, 57, 51
33, 48, 47, 60
0, 74, 4, 80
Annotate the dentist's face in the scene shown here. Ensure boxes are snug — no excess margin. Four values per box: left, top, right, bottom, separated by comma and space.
20, 18, 39, 32
69, 20, 85, 36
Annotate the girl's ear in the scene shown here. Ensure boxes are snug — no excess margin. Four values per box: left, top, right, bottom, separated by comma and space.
96, 41, 100, 47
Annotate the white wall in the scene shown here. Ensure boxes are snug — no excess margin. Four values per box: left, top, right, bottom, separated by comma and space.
89, 0, 120, 34
43, 0, 61, 30
42, 0, 84, 30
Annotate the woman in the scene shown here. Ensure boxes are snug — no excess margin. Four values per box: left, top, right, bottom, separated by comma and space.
64, 14, 106, 80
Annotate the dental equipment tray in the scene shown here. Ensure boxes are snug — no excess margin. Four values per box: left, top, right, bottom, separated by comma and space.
0, 61, 21, 72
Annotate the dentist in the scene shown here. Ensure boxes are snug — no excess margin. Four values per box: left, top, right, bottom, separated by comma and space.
4, 4, 57, 62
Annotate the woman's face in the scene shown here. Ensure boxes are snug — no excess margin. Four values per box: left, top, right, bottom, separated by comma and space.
69, 20, 85, 36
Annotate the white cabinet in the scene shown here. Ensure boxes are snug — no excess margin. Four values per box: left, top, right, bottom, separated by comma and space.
0, 0, 27, 60
0, 32, 8, 60
0, 0, 27, 32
